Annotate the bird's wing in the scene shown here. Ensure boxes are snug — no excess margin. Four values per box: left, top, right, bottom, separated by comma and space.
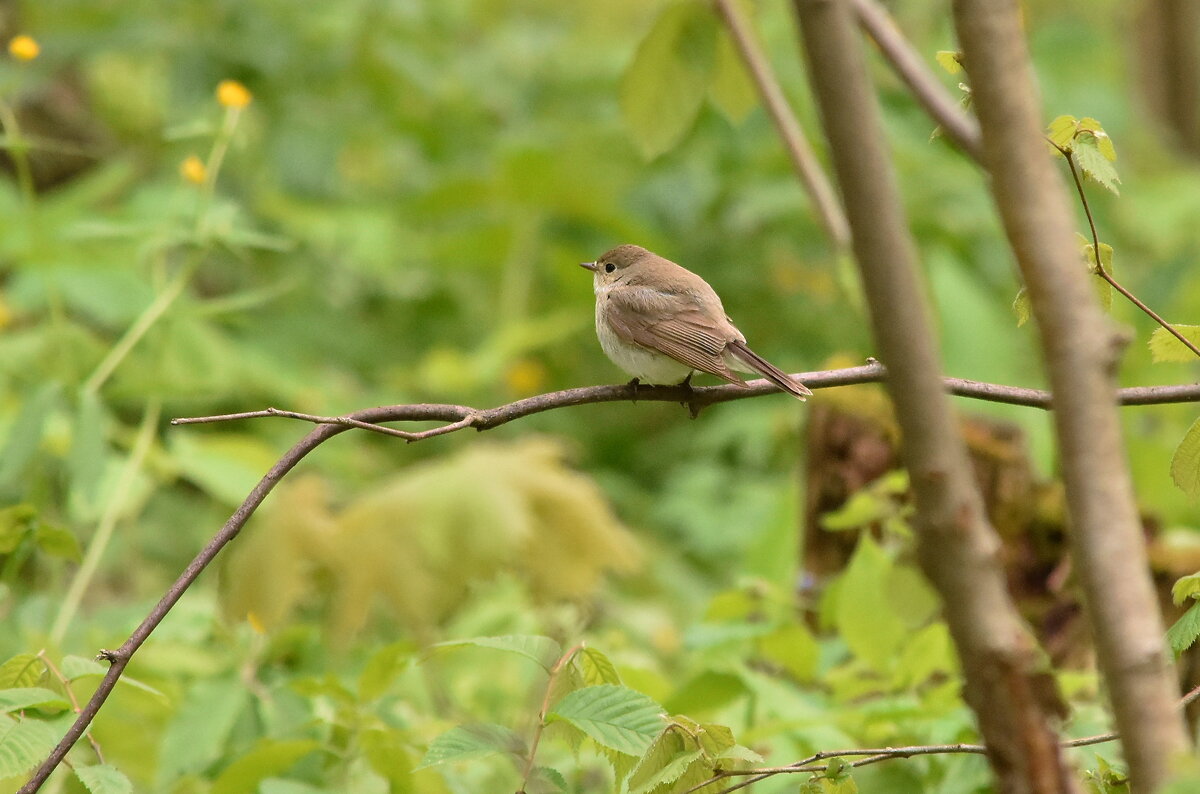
603, 285, 745, 385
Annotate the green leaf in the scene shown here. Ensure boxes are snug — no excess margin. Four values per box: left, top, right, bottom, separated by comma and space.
212, 739, 322, 794
1013, 287, 1032, 327
168, 432, 281, 507
546, 685, 665, 756
1173, 573, 1200, 605
0, 382, 61, 490
1073, 140, 1121, 195
619, 1, 718, 159
835, 537, 906, 670
1167, 601, 1200, 655
0, 688, 70, 713
0, 714, 60, 778
59, 655, 106, 680
1149, 325, 1200, 363
75, 763, 134, 794
0, 505, 37, 554
35, 523, 82, 562
1171, 416, 1200, 499
67, 389, 108, 515
358, 641, 413, 700
758, 624, 819, 681
627, 729, 701, 794
662, 670, 747, 715
934, 51, 962, 75
0, 655, 43, 689
709, 25, 757, 124
579, 647, 621, 686
1047, 115, 1078, 153
530, 765, 567, 792
361, 728, 414, 792
431, 635, 562, 672
417, 723, 526, 769
156, 678, 249, 787
696, 722, 735, 757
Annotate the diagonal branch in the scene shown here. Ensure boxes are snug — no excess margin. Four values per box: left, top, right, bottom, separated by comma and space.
713, 0, 852, 250
851, 0, 984, 162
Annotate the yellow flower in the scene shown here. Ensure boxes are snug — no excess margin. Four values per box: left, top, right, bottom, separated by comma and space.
180, 154, 207, 185
505, 358, 548, 396
8, 35, 39, 62
216, 79, 252, 109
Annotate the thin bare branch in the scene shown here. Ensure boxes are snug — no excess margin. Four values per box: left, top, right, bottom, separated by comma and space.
713, 0, 852, 250
851, 0, 984, 161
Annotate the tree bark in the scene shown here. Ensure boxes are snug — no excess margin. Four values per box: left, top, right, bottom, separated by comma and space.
792, 1, 1077, 791
951, 1, 1191, 790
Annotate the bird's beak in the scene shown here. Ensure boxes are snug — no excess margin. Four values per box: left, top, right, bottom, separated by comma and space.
579, 261, 598, 272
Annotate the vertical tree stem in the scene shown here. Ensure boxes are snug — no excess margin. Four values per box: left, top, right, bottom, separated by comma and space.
951, 1, 1190, 789
791, 1, 1075, 791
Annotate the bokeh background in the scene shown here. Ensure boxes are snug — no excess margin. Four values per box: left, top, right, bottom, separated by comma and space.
3, 0, 1200, 791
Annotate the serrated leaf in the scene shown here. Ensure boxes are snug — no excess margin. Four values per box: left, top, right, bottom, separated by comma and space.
0, 714, 60, 778
0, 688, 70, 713
934, 51, 962, 74
718, 744, 764, 764
1075, 118, 1117, 161
1171, 416, 1200, 499
1167, 601, 1200, 654
431, 635, 562, 672
1173, 573, 1200, 605
0, 655, 43, 689
709, 25, 757, 124
530, 765, 567, 792
1149, 326, 1200, 363
75, 763, 134, 794
1047, 115, 1077, 152
627, 728, 704, 794
547, 685, 665, 756
696, 723, 735, 757
1073, 141, 1120, 194
211, 739, 322, 794
417, 723, 526, 769
1012, 287, 1032, 327
620, 2, 718, 159
580, 647, 621, 686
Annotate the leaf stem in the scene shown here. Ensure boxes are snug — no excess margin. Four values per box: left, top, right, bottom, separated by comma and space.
1057, 144, 1200, 360
519, 643, 583, 792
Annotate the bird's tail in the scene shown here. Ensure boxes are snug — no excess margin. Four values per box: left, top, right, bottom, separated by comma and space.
726, 340, 812, 401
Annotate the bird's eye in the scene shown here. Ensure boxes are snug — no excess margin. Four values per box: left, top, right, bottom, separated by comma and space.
604, 262, 616, 273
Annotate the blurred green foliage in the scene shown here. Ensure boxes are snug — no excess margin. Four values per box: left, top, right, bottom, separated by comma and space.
2, 0, 1200, 791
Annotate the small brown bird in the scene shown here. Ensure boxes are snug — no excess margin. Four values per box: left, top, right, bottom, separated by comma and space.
581, 244, 811, 400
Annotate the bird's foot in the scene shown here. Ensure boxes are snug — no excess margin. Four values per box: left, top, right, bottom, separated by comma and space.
677, 373, 702, 419
626, 377, 641, 403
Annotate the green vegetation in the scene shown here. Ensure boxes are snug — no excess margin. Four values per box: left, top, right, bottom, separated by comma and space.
3, 0, 1200, 792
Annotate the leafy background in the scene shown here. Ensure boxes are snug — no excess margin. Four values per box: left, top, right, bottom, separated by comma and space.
2, 0, 1199, 792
